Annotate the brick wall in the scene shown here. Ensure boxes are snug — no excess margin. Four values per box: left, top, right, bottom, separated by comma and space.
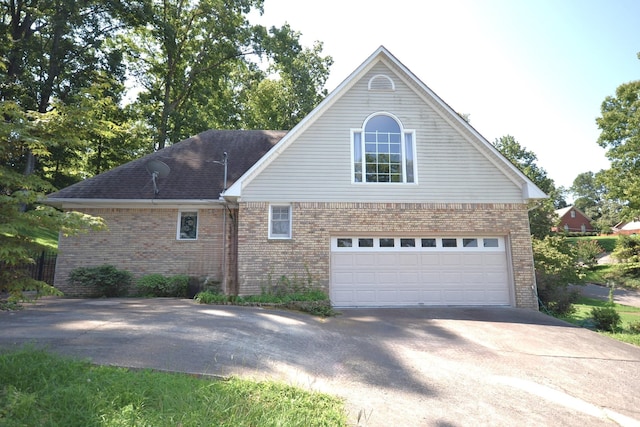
237, 202, 538, 309
55, 207, 226, 296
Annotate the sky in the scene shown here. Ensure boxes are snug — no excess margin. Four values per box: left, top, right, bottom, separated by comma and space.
249, 0, 640, 193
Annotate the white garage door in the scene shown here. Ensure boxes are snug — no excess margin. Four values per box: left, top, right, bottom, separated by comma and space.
330, 236, 511, 307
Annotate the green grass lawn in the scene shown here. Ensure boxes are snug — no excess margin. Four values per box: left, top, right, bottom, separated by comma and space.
581, 264, 616, 285
0, 347, 347, 427
567, 235, 618, 252
560, 296, 640, 346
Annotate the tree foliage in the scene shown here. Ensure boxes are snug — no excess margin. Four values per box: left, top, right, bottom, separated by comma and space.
532, 236, 582, 315
596, 78, 640, 220
493, 135, 564, 238
0, 103, 105, 301
125, 0, 332, 149
570, 171, 621, 232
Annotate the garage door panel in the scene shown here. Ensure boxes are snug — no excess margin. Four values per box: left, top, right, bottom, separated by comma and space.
398, 253, 420, 266
333, 271, 355, 284
376, 253, 399, 266
482, 254, 506, 266
440, 254, 463, 265
377, 272, 398, 283
355, 271, 377, 283
354, 254, 377, 266
398, 271, 420, 284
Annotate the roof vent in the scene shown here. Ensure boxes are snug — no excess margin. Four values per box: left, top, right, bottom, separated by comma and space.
368, 74, 395, 91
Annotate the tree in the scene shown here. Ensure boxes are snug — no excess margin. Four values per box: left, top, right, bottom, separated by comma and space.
243, 36, 333, 130
0, 102, 105, 302
596, 75, 640, 220
493, 135, 564, 238
532, 236, 582, 315
0, 0, 150, 182
570, 170, 622, 232
126, 1, 332, 149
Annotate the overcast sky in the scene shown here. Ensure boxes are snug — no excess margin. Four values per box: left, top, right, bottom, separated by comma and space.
249, 0, 640, 192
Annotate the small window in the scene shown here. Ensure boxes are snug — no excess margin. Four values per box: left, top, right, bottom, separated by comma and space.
483, 238, 499, 248
463, 238, 478, 248
571, 210, 576, 218
337, 238, 352, 247
380, 238, 395, 248
178, 211, 198, 240
400, 238, 415, 247
421, 238, 436, 248
442, 238, 457, 248
269, 205, 291, 239
359, 238, 374, 248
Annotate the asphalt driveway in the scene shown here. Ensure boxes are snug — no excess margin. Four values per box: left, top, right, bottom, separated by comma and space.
1, 298, 640, 427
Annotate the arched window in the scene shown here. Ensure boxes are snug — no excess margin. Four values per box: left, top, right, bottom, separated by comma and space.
352, 113, 416, 183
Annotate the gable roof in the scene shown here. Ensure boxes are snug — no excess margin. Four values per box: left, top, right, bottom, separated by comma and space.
555, 205, 592, 222
225, 45, 547, 201
47, 130, 286, 205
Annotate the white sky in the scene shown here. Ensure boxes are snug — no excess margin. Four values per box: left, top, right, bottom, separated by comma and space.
249, 0, 640, 191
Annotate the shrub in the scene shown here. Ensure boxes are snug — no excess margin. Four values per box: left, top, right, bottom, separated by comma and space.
573, 239, 604, 269
137, 274, 189, 297
533, 236, 582, 315
628, 321, 640, 334
194, 290, 228, 304
67, 265, 132, 297
611, 235, 640, 263
590, 307, 621, 332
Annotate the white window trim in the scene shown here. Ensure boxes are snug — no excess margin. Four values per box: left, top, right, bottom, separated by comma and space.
351, 112, 418, 184
331, 237, 505, 252
177, 210, 198, 240
269, 205, 292, 239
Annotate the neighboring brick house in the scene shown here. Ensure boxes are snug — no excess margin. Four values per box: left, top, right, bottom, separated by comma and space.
612, 220, 640, 235
553, 206, 594, 233
47, 46, 546, 309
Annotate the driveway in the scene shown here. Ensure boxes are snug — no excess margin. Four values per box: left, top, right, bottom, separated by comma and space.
1, 298, 640, 427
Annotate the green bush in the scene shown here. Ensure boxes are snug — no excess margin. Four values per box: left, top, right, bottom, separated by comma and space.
590, 307, 621, 331
628, 321, 640, 334
573, 239, 604, 268
612, 235, 640, 263
137, 274, 189, 297
194, 290, 228, 304
533, 236, 582, 315
67, 265, 132, 297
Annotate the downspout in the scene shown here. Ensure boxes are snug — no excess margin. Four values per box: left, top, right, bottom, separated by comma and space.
221, 200, 228, 294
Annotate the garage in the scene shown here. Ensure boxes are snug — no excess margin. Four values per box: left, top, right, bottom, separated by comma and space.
330, 236, 512, 307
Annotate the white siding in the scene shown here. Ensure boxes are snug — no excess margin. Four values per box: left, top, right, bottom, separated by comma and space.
241, 62, 523, 203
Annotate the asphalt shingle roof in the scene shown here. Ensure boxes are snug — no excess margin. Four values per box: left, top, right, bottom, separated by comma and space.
47, 130, 286, 200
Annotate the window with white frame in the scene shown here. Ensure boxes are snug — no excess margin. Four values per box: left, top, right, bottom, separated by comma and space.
352, 113, 416, 183
269, 205, 292, 239
178, 211, 198, 240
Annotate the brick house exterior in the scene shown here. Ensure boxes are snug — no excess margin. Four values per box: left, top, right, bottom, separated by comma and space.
48, 47, 546, 309
553, 206, 594, 233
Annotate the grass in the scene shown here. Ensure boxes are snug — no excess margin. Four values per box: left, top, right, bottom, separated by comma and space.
6, 226, 59, 250
0, 347, 346, 427
560, 296, 640, 346
581, 264, 616, 285
567, 235, 617, 252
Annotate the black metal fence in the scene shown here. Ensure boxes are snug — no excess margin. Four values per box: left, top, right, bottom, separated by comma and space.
1, 251, 57, 285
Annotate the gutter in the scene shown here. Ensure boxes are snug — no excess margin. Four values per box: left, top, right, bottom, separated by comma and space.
44, 198, 227, 209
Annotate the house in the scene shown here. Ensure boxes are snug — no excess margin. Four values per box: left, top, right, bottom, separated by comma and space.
47, 46, 546, 309
612, 220, 640, 235
553, 206, 594, 233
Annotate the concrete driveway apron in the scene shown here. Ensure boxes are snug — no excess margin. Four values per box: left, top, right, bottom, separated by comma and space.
1, 298, 639, 427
